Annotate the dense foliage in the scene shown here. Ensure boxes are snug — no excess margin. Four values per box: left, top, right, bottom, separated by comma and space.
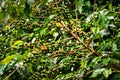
0, 0, 120, 80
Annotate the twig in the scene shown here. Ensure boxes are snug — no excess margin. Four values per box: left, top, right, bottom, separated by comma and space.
60, 21, 100, 56
4, 62, 24, 80
85, 52, 93, 58
63, 37, 74, 41
4, 67, 19, 80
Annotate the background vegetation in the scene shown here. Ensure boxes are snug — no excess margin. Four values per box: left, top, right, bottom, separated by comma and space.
0, 0, 120, 80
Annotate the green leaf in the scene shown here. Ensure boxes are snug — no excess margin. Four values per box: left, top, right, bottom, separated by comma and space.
77, 0, 84, 14
49, 15, 56, 20
53, 32, 59, 37
31, 37, 36, 43
0, 13, 6, 19
109, 3, 112, 11
27, 0, 35, 6
41, 78, 47, 80
3, 14, 10, 24
111, 73, 120, 79
24, 2, 32, 18
99, 29, 110, 37
0, 64, 6, 75
92, 57, 101, 64
4, 25, 10, 31
85, 1, 90, 7
33, 28, 40, 32
91, 68, 105, 78
40, 0, 48, 6
91, 27, 100, 34
80, 59, 88, 69
1, 55, 15, 64
100, 14, 108, 27
43, 15, 56, 27
48, 0, 53, 3
102, 57, 110, 66
112, 43, 118, 52
40, 27, 48, 36
98, 42, 111, 51
103, 69, 112, 78
16, 54, 24, 62
13, 40, 23, 46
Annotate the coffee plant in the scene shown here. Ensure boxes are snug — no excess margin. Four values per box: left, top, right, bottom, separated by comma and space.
0, 0, 120, 80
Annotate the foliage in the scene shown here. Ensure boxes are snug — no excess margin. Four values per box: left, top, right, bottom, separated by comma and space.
0, 0, 120, 80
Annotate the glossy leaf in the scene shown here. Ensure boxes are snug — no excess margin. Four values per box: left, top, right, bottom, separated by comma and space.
77, 0, 84, 13
0, 64, 6, 75
91, 68, 105, 78
103, 69, 112, 78
112, 43, 118, 52
1, 55, 15, 64
13, 40, 23, 46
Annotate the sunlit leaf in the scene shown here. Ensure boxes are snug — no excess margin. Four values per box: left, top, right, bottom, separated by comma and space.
33, 28, 40, 31
77, 0, 84, 14
0, 64, 6, 75
31, 37, 36, 43
90, 68, 105, 78
56, 22, 62, 27
91, 27, 100, 34
80, 59, 88, 69
1, 55, 15, 64
40, 27, 48, 36
27, 0, 35, 6
53, 32, 59, 37
92, 57, 101, 64
103, 69, 112, 78
48, 0, 53, 3
4, 25, 10, 31
107, 16, 114, 20
86, 12, 98, 23
109, 24, 116, 29
49, 15, 56, 20
13, 40, 23, 46
112, 43, 118, 52
41, 78, 47, 80
99, 9, 109, 15
15, 62, 23, 68
99, 29, 110, 37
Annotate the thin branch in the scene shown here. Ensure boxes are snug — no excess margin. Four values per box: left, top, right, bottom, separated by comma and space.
60, 21, 100, 56
4, 62, 24, 80
4, 67, 19, 80
85, 52, 93, 58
